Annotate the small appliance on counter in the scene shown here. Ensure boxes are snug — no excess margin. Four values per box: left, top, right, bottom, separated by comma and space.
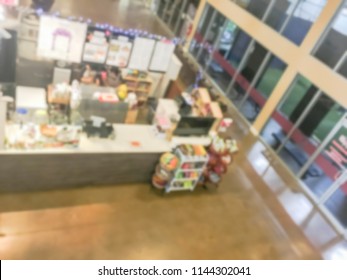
82, 116, 115, 139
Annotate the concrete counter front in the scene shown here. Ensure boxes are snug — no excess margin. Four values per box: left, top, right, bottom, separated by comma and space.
0, 125, 172, 192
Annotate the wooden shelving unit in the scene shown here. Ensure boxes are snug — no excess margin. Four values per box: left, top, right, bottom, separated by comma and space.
122, 75, 152, 102
165, 146, 209, 193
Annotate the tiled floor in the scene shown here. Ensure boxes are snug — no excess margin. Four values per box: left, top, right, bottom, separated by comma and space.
1, 0, 346, 260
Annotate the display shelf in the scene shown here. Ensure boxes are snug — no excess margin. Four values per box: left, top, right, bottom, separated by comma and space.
175, 147, 209, 163
178, 168, 203, 172
164, 145, 209, 193
124, 76, 152, 83
172, 177, 198, 182
136, 88, 150, 92
165, 186, 195, 192
122, 74, 152, 101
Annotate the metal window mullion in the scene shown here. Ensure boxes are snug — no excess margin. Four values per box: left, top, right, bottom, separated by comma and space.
197, 4, 209, 31
225, 39, 255, 95
162, 0, 170, 20
278, 0, 301, 34
225, 0, 276, 94
239, 51, 272, 108
168, 2, 178, 26
275, 90, 322, 153
204, 19, 228, 71
311, 0, 346, 55
174, 0, 188, 35
297, 112, 347, 178
238, 0, 301, 109
276, 51, 347, 153
196, 9, 217, 61
319, 171, 347, 205
316, 199, 347, 236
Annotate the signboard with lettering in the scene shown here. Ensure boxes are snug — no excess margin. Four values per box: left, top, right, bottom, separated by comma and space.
37, 16, 87, 63
149, 40, 175, 72
128, 37, 155, 71
325, 117, 347, 172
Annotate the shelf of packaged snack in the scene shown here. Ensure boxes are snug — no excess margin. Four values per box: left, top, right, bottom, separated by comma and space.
163, 145, 209, 193
175, 146, 209, 163
123, 75, 152, 95
123, 76, 152, 83
172, 177, 199, 182
177, 168, 203, 172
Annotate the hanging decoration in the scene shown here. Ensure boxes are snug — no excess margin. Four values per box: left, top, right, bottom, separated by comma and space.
20, 5, 188, 45
193, 67, 204, 89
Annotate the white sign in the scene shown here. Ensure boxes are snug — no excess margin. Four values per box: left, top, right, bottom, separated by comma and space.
149, 40, 175, 72
83, 43, 109, 64
106, 40, 132, 68
128, 37, 155, 71
37, 16, 87, 63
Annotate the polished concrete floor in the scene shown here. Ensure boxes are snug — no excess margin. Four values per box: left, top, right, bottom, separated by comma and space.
0, 125, 324, 260
1, 111, 344, 259
1, 0, 346, 260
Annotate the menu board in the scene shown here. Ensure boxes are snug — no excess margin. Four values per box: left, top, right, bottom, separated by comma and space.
106, 40, 132, 68
149, 40, 175, 72
0, 0, 19, 6
37, 16, 87, 63
83, 43, 109, 64
325, 116, 347, 170
128, 37, 155, 71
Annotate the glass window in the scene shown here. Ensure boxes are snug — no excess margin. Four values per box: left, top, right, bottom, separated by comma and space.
237, 52, 287, 122
261, 75, 347, 201
205, 19, 252, 92
172, 0, 188, 35
194, 4, 287, 123
301, 110, 346, 198
196, 11, 226, 67
165, 0, 200, 36
232, 0, 327, 45
190, 5, 214, 57
167, 0, 184, 29
159, 0, 176, 24
156, 0, 168, 18
324, 173, 347, 229
314, 3, 347, 79
206, 20, 238, 91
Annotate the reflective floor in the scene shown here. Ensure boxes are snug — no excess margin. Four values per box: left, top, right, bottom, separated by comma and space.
0, 0, 346, 260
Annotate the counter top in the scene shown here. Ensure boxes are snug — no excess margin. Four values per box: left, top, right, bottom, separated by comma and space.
1, 124, 172, 155
1, 123, 212, 155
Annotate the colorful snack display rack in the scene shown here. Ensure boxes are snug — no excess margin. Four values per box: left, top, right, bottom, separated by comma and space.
201, 136, 238, 188
152, 152, 180, 190
152, 145, 209, 193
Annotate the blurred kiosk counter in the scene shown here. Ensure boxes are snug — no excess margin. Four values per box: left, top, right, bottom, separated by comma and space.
0, 87, 219, 192
0, 124, 173, 192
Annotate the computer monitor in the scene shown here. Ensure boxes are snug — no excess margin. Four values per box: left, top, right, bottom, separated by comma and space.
173, 116, 215, 137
